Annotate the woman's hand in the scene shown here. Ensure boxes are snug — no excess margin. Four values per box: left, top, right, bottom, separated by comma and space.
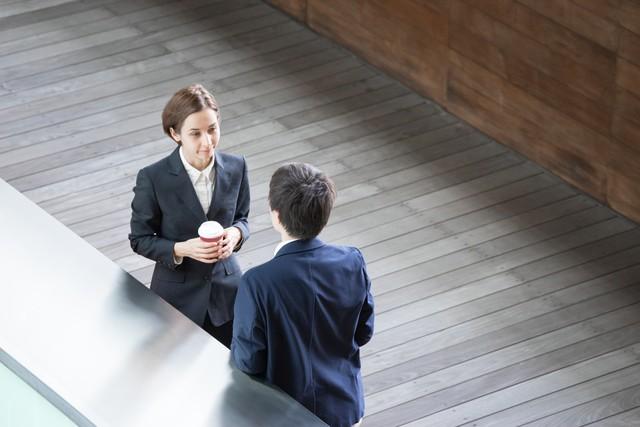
174, 237, 220, 264
218, 227, 241, 260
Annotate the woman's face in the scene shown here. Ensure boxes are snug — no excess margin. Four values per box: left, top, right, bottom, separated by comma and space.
170, 108, 220, 170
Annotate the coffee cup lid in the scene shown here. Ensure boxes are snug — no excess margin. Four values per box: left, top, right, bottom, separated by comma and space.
198, 221, 223, 237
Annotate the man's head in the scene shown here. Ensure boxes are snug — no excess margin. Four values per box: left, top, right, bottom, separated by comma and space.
268, 163, 336, 239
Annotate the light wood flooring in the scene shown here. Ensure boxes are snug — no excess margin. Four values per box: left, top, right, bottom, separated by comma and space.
2, 1, 640, 425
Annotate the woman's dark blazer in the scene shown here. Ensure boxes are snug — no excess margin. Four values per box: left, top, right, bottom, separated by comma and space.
129, 147, 250, 327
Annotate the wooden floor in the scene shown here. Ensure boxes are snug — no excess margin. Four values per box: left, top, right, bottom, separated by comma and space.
2, 1, 640, 426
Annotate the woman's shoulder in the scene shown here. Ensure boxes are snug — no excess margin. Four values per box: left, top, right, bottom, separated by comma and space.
217, 151, 246, 170
142, 149, 178, 176
217, 151, 245, 163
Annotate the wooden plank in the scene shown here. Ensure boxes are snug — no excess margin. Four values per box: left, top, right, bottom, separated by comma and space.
240, 153, 528, 267
15, 82, 405, 212
522, 383, 640, 426
102, 112, 458, 260
4, 3, 640, 425
326, 175, 565, 255
607, 168, 640, 224
587, 407, 640, 426
366, 306, 640, 419
0, 35, 349, 139
129, 264, 154, 285
517, 0, 619, 51
242, 106, 449, 185
50, 94, 429, 248
449, 3, 615, 105
130, 0, 261, 34
1, 67, 380, 185
618, 0, 640, 35
468, 0, 616, 83
364, 258, 640, 406
365, 188, 595, 278
40, 176, 134, 216
371, 217, 635, 335
2, 43, 170, 94
240, 132, 494, 261
0, 26, 142, 68
0, 35, 331, 144
265, 0, 306, 21
618, 57, 640, 98
0, 1, 258, 81
307, 0, 449, 103
0, 11, 288, 111
0, 0, 76, 19
97, 0, 184, 15
0, 8, 114, 44
365, 298, 638, 425
619, 28, 640, 66
571, 0, 620, 23
461, 361, 640, 427
401, 344, 640, 426
114, 131, 500, 264
247, 152, 526, 241
161, 6, 281, 51
32, 89, 423, 219
364, 237, 640, 361
446, 62, 609, 200
0, 9, 164, 56
0, 54, 361, 170
372, 196, 599, 310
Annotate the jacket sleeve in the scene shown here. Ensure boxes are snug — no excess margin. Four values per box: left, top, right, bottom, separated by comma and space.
354, 249, 375, 347
129, 168, 178, 270
232, 156, 250, 251
231, 273, 267, 375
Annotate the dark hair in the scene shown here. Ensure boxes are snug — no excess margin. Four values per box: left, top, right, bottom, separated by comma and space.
161, 84, 220, 143
269, 163, 336, 239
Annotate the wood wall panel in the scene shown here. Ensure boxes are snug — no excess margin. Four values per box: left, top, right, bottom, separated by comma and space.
266, 0, 306, 21
265, 0, 640, 223
619, 28, 640, 63
619, 0, 640, 34
306, 0, 449, 103
518, 0, 619, 51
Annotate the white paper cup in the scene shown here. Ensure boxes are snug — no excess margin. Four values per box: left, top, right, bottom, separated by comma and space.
198, 221, 224, 243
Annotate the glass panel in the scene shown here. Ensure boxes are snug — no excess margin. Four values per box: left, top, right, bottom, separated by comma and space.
0, 362, 77, 427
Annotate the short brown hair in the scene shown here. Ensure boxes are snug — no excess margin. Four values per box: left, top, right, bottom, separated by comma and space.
269, 163, 336, 239
161, 84, 220, 143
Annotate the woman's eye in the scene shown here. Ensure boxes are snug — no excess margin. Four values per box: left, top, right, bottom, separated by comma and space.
208, 128, 216, 133
191, 132, 200, 137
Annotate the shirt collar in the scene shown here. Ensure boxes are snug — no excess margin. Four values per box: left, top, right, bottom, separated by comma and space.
179, 147, 215, 183
274, 239, 299, 257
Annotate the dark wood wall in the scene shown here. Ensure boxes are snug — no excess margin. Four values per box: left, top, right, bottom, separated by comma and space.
266, 0, 640, 223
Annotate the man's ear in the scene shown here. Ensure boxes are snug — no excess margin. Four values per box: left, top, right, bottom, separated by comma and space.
169, 127, 181, 144
270, 209, 282, 230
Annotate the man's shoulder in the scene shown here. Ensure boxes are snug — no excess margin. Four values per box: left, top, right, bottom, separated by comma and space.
242, 260, 280, 284
322, 244, 365, 263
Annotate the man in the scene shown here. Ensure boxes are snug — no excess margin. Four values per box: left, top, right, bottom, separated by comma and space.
231, 163, 374, 427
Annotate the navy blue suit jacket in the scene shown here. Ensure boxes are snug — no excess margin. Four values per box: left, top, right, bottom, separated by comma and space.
231, 238, 374, 427
129, 147, 250, 326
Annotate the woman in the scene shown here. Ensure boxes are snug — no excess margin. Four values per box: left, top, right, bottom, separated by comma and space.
129, 84, 249, 348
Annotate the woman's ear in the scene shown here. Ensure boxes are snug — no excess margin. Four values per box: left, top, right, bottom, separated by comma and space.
169, 127, 181, 144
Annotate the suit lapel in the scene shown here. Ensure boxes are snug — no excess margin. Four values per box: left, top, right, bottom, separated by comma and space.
207, 151, 226, 220
167, 147, 207, 223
